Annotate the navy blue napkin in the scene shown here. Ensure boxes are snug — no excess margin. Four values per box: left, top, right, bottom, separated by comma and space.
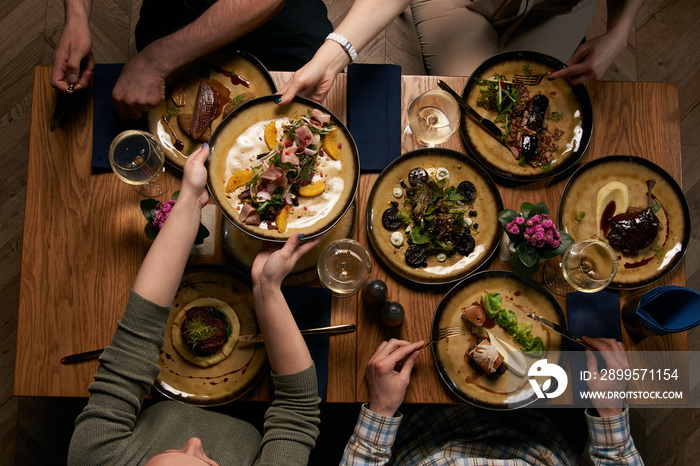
267, 286, 332, 400
92, 63, 141, 172
346, 64, 402, 172
567, 290, 621, 404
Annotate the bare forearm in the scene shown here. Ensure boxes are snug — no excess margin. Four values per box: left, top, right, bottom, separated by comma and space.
139, 0, 284, 78
605, 0, 643, 38
253, 283, 313, 375
132, 193, 202, 306
334, 0, 411, 53
64, 0, 92, 23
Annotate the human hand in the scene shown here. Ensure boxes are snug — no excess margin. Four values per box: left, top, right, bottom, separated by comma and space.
366, 339, 424, 417
582, 336, 628, 417
180, 144, 210, 209
276, 43, 350, 105
111, 48, 168, 119
251, 234, 322, 287
549, 32, 627, 86
51, 18, 95, 92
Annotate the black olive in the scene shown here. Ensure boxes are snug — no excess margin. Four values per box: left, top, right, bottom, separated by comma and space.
381, 207, 402, 230
408, 167, 429, 186
405, 244, 427, 267
457, 181, 477, 204
400, 179, 408, 189
390, 200, 398, 208
469, 210, 478, 217
472, 223, 479, 230
456, 233, 475, 256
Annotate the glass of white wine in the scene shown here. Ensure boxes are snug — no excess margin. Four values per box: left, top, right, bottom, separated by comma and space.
109, 130, 172, 197
317, 239, 372, 297
407, 89, 460, 146
543, 240, 618, 297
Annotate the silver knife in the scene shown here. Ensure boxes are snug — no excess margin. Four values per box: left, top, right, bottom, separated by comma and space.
526, 313, 596, 351
437, 80, 504, 142
238, 323, 356, 343
50, 83, 75, 132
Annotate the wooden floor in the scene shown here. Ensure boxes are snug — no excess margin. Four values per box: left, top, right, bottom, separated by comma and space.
1, 0, 699, 464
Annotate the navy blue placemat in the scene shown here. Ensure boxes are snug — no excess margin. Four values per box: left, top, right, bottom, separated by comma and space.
267, 286, 332, 400
347, 64, 401, 172
92, 63, 141, 172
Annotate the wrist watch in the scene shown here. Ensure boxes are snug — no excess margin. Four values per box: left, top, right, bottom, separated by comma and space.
326, 32, 358, 63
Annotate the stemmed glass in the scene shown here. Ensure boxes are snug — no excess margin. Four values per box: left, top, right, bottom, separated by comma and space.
317, 239, 372, 297
407, 89, 460, 146
109, 130, 173, 197
543, 240, 618, 297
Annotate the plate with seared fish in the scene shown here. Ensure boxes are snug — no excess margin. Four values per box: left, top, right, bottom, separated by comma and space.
558, 156, 690, 289
432, 271, 566, 409
148, 51, 276, 169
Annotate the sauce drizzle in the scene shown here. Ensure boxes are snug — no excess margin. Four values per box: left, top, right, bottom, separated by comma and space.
209, 64, 250, 88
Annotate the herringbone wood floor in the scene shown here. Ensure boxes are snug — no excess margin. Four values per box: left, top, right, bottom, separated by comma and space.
1, 0, 699, 464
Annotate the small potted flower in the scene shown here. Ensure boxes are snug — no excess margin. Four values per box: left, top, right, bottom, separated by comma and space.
141, 191, 210, 245
497, 202, 573, 276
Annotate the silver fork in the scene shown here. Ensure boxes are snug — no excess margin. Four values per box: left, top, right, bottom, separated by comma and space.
421, 326, 467, 349
512, 71, 553, 86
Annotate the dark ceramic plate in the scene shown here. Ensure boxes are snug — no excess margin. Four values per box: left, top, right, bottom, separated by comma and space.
432, 270, 566, 409
459, 51, 593, 183
148, 50, 276, 169
207, 95, 359, 242
558, 155, 690, 289
365, 148, 503, 285
154, 265, 268, 406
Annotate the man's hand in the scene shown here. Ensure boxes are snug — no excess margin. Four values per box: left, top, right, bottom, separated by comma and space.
51, 17, 95, 91
111, 47, 169, 119
582, 336, 629, 417
367, 339, 424, 417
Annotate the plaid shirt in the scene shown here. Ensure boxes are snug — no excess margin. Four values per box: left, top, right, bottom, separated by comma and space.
341, 404, 642, 465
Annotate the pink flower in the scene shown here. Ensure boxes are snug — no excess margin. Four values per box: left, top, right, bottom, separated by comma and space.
514, 217, 525, 225
153, 200, 176, 229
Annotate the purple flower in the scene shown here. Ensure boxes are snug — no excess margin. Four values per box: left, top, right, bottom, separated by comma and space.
514, 217, 525, 225
153, 200, 176, 229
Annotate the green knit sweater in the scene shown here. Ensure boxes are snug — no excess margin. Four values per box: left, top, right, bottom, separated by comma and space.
68, 291, 321, 465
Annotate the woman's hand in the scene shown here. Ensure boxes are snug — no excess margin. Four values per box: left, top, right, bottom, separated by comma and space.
366, 339, 424, 417
180, 144, 210, 208
51, 18, 95, 92
549, 32, 627, 86
252, 234, 321, 287
582, 336, 629, 417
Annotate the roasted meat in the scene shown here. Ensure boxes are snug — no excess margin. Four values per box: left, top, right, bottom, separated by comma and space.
191, 81, 220, 140
181, 306, 230, 356
525, 94, 549, 133
606, 179, 660, 254
467, 340, 504, 374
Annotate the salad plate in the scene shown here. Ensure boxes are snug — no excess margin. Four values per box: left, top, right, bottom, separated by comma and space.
155, 265, 268, 406
558, 155, 689, 289
460, 51, 593, 182
366, 148, 502, 285
432, 270, 566, 409
207, 95, 359, 242
148, 51, 276, 169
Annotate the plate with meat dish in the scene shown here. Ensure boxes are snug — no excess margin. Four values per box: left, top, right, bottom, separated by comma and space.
366, 148, 503, 285
207, 95, 359, 242
558, 156, 690, 289
432, 270, 566, 409
155, 265, 268, 406
148, 51, 276, 169
460, 51, 593, 182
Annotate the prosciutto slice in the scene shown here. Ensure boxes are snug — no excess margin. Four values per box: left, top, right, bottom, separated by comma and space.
239, 204, 261, 226
310, 108, 331, 125
294, 125, 314, 148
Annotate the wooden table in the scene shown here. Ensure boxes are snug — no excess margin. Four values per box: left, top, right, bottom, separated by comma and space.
16, 67, 685, 405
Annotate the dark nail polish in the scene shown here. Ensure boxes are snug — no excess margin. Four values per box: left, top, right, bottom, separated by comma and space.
298, 233, 305, 240
547, 76, 555, 81
202, 142, 208, 148
274, 96, 282, 104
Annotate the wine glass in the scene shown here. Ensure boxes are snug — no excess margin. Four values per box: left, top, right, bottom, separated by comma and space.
317, 239, 372, 297
543, 240, 618, 297
407, 89, 460, 146
109, 130, 173, 197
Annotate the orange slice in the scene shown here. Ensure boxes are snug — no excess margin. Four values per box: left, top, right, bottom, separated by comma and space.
264, 121, 278, 150
225, 169, 254, 194
322, 130, 339, 160
276, 206, 290, 233
298, 180, 325, 197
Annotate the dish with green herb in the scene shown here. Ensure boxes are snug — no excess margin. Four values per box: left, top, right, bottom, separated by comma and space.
366, 148, 502, 285
460, 51, 592, 181
148, 51, 276, 169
